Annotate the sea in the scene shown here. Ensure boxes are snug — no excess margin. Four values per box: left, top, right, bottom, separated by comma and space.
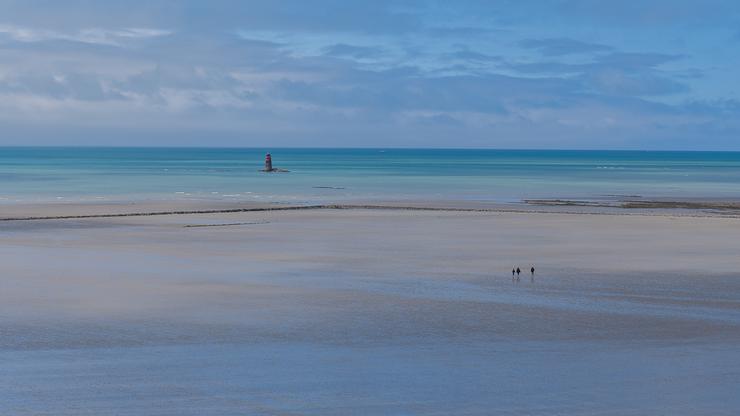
2, 147, 740, 204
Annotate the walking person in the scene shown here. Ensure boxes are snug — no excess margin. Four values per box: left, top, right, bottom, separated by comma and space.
530, 266, 535, 281
516, 267, 521, 281
512, 268, 516, 280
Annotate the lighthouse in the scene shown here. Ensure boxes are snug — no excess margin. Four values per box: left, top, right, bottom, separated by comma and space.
260, 153, 289, 172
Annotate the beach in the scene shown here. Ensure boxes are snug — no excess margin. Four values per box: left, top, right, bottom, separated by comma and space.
3, 0, 740, 410
2, 202, 740, 414
3, 0, 740, 409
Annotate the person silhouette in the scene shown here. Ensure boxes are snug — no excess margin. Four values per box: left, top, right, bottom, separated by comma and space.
516, 267, 521, 281
512, 268, 516, 280
531, 266, 535, 275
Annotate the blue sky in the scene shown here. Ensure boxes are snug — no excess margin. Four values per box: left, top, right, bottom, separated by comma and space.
0, 0, 739, 149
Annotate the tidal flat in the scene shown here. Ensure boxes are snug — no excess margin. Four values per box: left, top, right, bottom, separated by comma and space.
2, 206, 740, 415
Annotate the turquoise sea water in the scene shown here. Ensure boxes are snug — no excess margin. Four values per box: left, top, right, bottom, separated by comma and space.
2, 147, 740, 204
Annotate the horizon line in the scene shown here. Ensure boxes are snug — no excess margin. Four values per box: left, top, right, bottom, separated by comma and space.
1, 145, 740, 153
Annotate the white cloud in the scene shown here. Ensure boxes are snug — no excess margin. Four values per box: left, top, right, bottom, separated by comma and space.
0, 23, 170, 46
0, 1, 739, 148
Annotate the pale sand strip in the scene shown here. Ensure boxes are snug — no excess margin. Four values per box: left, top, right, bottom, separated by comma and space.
4, 199, 740, 222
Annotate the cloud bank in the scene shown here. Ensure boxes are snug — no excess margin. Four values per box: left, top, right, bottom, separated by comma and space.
0, 0, 739, 148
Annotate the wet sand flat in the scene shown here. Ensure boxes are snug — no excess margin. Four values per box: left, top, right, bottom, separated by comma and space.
2, 208, 740, 415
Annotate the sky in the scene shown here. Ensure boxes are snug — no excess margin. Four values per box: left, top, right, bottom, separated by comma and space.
0, 0, 739, 149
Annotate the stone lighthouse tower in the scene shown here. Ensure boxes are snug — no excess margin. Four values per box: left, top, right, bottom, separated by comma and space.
264, 153, 274, 172
260, 153, 288, 172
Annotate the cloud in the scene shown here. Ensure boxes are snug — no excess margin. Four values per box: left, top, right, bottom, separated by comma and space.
543, 0, 740, 27
414, 112, 465, 126
581, 70, 689, 96
0, 1, 738, 148
507, 51, 689, 97
1, 0, 426, 35
596, 52, 684, 69
510, 52, 684, 74
323, 43, 385, 59
0, 72, 123, 101
520, 38, 612, 56
447, 49, 502, 63
0, 23, 170, 46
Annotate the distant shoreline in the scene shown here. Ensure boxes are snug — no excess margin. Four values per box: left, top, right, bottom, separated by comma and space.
3, 145, 740, 152
523, 198, 740, 210
4, 198, 740, 222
